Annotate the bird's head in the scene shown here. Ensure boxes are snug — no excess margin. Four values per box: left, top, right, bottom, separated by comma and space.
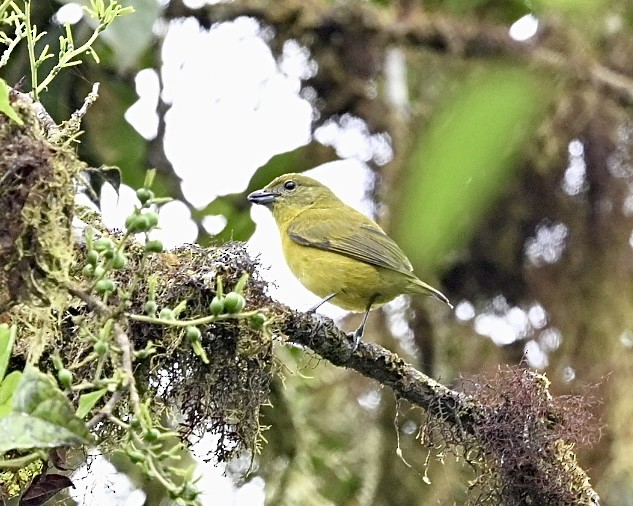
247, 173, 336, 221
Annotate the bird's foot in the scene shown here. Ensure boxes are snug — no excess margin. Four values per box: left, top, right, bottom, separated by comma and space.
347, 328, 363, 352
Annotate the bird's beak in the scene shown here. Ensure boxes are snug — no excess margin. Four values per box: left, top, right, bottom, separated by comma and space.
247, 189, 278, 206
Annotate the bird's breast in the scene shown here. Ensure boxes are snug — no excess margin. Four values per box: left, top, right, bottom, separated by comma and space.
280, 233, 401, 312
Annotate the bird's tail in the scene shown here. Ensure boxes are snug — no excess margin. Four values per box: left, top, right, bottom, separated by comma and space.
410, 277, 453, 309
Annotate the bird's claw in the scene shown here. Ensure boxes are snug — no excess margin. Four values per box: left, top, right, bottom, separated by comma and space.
347, 330, 362, 352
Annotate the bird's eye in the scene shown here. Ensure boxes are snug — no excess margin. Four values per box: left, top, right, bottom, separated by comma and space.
284, 180, 297, 191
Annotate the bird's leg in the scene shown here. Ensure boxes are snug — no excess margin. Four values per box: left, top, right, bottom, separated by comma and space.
350, 295, 378, 350
307, 293, 337, 313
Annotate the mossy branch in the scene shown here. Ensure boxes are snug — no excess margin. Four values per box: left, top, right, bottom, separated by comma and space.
282, 310, 600, 505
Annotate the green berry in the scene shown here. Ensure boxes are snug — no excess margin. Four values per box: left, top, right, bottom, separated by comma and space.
111, 251, 127, 269
145, 239, 164, 253
144, 300, 158, 315
186, 326, 201, 342
127, 215, 150, 233
223, 292, 246, 313
136, 188, 154, 205
57, 368, 73, 388
86, 249, 99, 266
145, 212, 159, 228
94, 340, 108, 355
159, 308, 174, 320
94, 237, 114, 252
93, 265, 106, 279
94, 279, 116, 294
248, 312, 267, 330
125, 213, 137, 229
209, 296, 224, 316
82, 264, 95, 278
144, 428, 160, 442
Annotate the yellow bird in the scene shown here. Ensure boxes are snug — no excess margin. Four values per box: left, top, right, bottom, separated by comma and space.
247, 173, 452, 346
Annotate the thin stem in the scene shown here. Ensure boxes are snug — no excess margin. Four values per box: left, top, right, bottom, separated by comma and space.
0, 450, 45, 469
23, 1, 38, 100
36, 22, 104, 95
0, 20, 24, 69
87, 389, 122, 429
127, 309, 264, 327
129, 431, 179, 494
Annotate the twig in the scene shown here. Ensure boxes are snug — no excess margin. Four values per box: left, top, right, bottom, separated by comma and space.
65, 283, 141, 423
65, 283, 110, 316
87, 389, 122, 429
114, 322, 141, 418
51, 82, 101, 143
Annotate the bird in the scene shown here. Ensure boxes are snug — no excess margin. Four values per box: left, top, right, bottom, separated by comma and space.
247, 173, 452, 347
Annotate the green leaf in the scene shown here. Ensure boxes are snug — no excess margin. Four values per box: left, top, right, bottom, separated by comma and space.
394, 66, 552, 273
0, 323, 16, 380
532, 0, 600, 15
0, 366, 92, 454
76, 388, 107, 419
0, 371, 22, 418
0, 78, 24, 125
245, 142, 338, 194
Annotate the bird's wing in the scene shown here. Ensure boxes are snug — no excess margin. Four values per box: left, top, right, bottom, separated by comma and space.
287, 208, 414, 274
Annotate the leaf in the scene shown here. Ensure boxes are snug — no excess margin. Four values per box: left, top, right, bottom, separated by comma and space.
0, 323, 16, 380
0, 366, 92, 454
394, 66, 552, 273
76, 388, 107, 419
0, 78, 24, 125
79, 165, 122, 205
19, 473, 74, 506
245, 142, 338, 194
0, 371, 22, 418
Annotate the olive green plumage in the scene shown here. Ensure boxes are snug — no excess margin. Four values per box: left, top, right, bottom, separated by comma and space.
247, 173, 451, 340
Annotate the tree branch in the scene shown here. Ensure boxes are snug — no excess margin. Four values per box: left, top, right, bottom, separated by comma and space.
283, 311, 477, 430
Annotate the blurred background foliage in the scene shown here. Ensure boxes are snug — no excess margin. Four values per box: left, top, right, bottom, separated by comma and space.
5, 0, 633, 504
